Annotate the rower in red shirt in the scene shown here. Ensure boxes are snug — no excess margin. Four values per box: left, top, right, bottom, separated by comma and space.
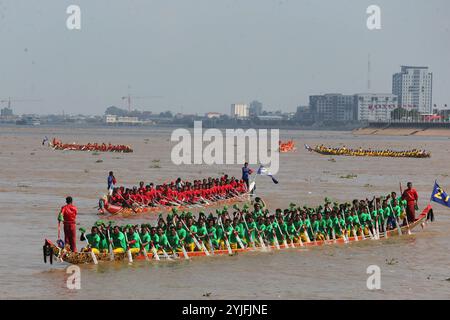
402, 182, 419, 222
58, 196, 78, 252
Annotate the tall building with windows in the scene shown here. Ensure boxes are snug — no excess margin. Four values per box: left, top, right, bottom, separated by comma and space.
355, 93, 398, 121
309, 94, 356, 122
392, 66, 433, 114
249, 100, 263, 117
230, 103, 249, 118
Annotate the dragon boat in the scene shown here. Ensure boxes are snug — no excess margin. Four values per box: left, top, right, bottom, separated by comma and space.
48, 138, 133, 153
307, 145, 430, 158
99, 191, 251, 216
43, 205, 433, 265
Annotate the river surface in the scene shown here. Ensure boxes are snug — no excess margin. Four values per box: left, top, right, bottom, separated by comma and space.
0, 125, 449, 299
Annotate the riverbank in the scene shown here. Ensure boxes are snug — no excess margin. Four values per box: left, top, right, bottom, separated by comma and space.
353, 127, 450, 137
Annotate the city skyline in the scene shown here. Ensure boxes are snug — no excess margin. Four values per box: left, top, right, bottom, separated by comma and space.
1, 0, 449, 115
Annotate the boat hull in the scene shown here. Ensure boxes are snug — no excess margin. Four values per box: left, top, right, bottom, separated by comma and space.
44, 205, 432, 265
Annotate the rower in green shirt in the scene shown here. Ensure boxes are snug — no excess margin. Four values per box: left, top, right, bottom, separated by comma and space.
206, 219, 219, 249
111, 226, 127, 253
184, 218, 198, 252
126, 226, 141, 254
244, 215, 257, 244
140, 225, 152, 252
176, 221, 187, 246
167, 226, 182, 252
79, 226, 101, 254
156, 227, 169, 251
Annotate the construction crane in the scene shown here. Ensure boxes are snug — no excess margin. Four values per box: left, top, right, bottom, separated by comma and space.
121, 94, 163, 112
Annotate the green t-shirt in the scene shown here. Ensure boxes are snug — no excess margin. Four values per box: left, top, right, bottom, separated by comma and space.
86, 233, 100, 249
177, 228, 187, 242
245, 221, 257, 241
230, 224, 244, 244
167, 233, 181, 248
157, 234, 169, 249
111, 231, 126, 250
98, 233, 108, 251
185, 225, 198, 244
128, 232, 141, 249
140, 232, 151, 251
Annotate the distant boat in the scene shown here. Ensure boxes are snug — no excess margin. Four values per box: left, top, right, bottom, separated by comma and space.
16, 115, 40, 126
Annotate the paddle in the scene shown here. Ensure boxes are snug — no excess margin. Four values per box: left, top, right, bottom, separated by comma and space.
80, 231, 98, 265
374, 199, 381, 239
137, 229, 150, 262
255, 225, 267, 251
308, 222, 318, 245
181, 219, 210, 256
180, 240, 190, 260
240, 211, 257, 250
160, 245, 173, 260
275, 220, 289, 249
107, 228, 115, 261
150, 241, 161, 261
402, 206, 412, 235
218, 216, 233, 255
271, 226, 281, 250
350, 222, 359, 241
123, 231, 133, 263
389, 203, 403, 236
363, 204, 376, 240
335, 219, 348, 244
232, 227, 246, 250
285, 225, 297, 248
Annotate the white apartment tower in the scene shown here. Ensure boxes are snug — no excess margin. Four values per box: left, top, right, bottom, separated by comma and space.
355, 93, 398, 121
230, 103, 249, 118
392, 66, 433, 114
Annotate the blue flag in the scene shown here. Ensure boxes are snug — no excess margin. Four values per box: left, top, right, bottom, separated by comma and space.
431, 181, 450, 208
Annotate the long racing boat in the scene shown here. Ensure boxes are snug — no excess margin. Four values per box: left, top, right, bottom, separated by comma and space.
43, 205, 433, 265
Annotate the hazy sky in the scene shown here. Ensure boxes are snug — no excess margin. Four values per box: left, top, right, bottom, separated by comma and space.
0, 0, 449, 115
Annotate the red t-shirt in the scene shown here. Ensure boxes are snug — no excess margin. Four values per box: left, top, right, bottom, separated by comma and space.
402, 188, 418, 204
61, 204, 77, 224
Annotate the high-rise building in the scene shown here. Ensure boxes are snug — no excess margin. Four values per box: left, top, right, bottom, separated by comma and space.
309, 94, 356, 122
249, 100, 263, 117
392, 66, 433, 114
230, 103, 249, 118
355, 93, 398, 121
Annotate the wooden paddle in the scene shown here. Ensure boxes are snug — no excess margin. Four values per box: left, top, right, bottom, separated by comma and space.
81, 233, 98, 265
107, 228, 115, 261
123, 232, 133, 263
241, 213, 257, 250
218, 217, 233, 255
137, 231, 150, 262
150, 241, 160, 261
275, 221, 289, 249
180, 241, 190, 260
181, 219, 210, 256
389, 203, 403, 236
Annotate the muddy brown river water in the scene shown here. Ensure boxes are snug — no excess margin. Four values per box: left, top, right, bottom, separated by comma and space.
0, 125, 449, 299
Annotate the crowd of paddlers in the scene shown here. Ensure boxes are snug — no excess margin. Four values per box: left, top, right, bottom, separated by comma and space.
81, 192, 417, 256
313, 145, 431, 158
103, 175, 249, 210
279, 140, 296, 153
50, 138, 133, 153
